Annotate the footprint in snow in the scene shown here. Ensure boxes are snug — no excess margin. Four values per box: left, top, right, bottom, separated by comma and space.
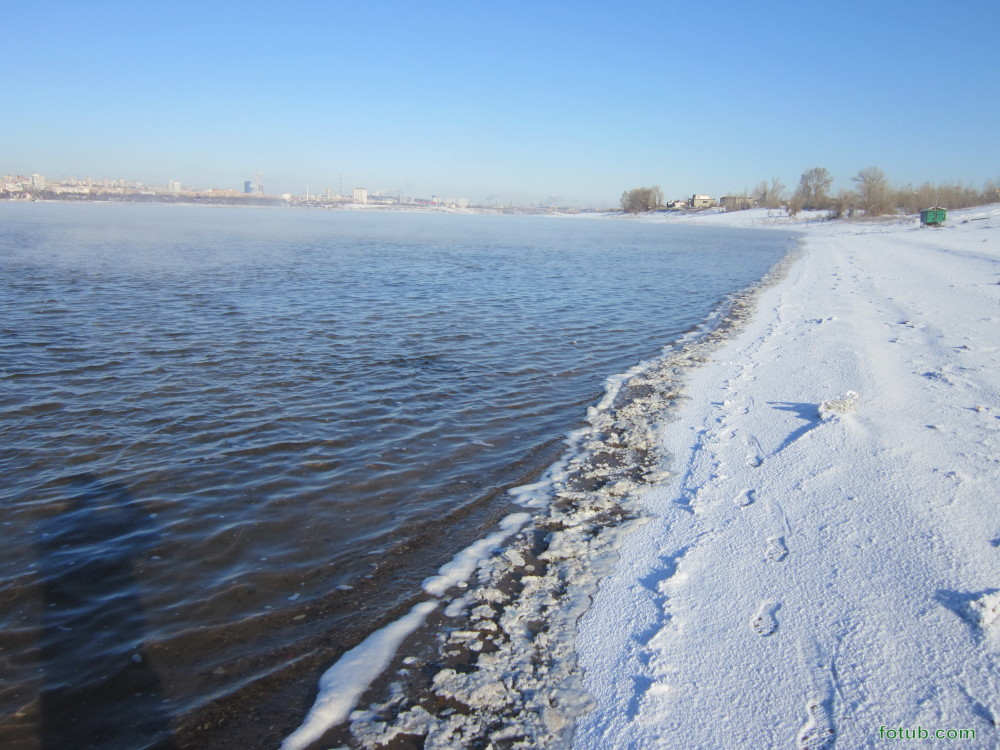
765, 536, 789, 562
745, 434, 764, 468
797, 698, 836, 750
733, 488, 757, 508
751, 600, 780, 637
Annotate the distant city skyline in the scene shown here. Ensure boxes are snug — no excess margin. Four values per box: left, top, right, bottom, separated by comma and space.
1, 170, 495, 210
5, 0, 999, 207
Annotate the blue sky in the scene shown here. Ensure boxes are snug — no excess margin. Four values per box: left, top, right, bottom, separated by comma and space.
5, 0, 998, 206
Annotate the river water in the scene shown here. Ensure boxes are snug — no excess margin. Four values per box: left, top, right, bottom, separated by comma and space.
0, 202, 793, 748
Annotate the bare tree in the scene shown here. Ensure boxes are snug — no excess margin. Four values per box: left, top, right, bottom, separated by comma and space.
852, 166, 893, 216
620, 186, 664, 213
984, 180, 1000, 205
753, 177, 786, 209
752, 181, 769, 207
768, 177, 786, 208
793, 167, 833, 210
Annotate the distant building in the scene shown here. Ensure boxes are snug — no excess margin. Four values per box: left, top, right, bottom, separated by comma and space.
168, 180, 182, 193
353, 187, 368, 204
244, 180, 254, 194
690, 194, 716, 208
30, 173, 46, 190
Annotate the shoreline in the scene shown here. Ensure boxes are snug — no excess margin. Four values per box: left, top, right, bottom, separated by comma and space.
283, 204, 1000, 748
281, 229, 806, 748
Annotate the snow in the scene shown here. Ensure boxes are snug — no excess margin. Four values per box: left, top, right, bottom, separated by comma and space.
574, 206, 1000, 748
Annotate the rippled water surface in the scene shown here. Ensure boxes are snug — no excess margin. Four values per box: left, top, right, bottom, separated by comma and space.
0, 202, 793, 747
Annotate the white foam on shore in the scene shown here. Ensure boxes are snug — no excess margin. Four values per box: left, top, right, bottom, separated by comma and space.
282, 511, 532, 748
280, 600, 438, 750
422, 512, 532, 596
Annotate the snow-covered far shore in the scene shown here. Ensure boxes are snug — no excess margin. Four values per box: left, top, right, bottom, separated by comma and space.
575, 205, 1000, 749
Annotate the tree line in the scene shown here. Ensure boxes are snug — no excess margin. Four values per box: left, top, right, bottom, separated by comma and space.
622, 169, 999, 217
785, 167, 998, 218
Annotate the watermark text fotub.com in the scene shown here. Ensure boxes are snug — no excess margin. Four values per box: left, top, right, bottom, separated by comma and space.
878, 725, 976, 740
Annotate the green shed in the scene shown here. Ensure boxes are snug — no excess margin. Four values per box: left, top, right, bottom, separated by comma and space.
920, 207, 947, 226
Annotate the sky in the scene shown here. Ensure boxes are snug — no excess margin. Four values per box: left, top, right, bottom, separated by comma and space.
4, 0, 999, 207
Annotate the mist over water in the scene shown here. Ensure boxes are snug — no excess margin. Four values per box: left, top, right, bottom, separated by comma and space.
0, 202, 793, 746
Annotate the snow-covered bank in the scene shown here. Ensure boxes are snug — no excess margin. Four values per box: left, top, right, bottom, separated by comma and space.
575, 206, 1000, 748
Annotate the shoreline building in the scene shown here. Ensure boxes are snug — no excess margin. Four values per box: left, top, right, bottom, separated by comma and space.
353, 187, 368, 204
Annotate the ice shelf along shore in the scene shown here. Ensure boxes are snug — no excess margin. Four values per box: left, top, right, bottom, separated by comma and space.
285, 205, 1000, 750
576, 205, 1000, 749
